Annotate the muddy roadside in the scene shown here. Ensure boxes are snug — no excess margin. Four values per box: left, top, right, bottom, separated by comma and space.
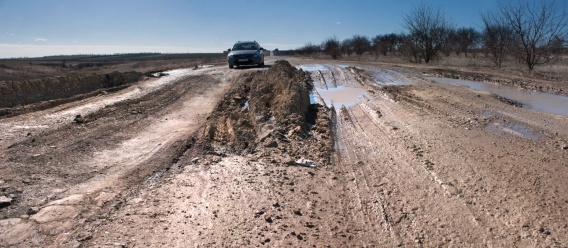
1, 57, 567, 247
80, 59, 568, 247
0, 65, 235, 247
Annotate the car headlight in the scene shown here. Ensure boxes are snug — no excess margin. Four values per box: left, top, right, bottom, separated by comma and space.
252, 52, 260, 58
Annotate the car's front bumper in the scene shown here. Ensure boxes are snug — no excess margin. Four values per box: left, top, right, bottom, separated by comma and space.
228, 55, 263, 66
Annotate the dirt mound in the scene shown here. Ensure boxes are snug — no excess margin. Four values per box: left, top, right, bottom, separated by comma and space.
0, 71, 143, 111
198, 60, 333, 165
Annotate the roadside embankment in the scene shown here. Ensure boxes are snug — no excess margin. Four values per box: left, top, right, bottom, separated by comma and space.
0, 71, 143, 115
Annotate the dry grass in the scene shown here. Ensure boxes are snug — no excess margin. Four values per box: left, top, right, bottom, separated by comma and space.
294, 52, 568, 87
0, 54, 226, 82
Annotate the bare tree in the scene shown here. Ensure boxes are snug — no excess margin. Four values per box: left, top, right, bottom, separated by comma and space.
455, 27, 481, 57
298, 42, 320, 55
372, 33, 400, 56
322, 36, 342, 59
481, 14, 514, 68
482, 11, 513, 67
497, 0, 568, 71
403, 4, 454, 63
399, 34, 422, 63
351, 35, 371, 55
341, 38, 353, 56
442, 28, 458, 57
371, 35, 385, 59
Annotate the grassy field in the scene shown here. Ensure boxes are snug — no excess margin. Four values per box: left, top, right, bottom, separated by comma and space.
0, 53, 226, 81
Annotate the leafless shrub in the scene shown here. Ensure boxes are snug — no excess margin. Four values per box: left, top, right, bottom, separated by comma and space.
351, 35, 371, 55
321, 37, 342, 60
341, 38, 353, 56
455, 27, 481, 57
298, 42, 321, 55
372, 33, 401, 59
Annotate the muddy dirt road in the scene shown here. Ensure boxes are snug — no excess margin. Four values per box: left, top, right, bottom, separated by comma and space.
1, 57, 567, 247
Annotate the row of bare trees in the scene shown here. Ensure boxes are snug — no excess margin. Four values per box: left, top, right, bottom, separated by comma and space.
295, 0, 567, 71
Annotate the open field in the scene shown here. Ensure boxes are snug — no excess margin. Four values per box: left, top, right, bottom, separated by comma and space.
1, 55, 567, 247
0, 53, 226, 81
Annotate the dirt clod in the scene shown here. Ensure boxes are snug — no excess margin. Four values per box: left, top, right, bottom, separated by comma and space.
0, 196, 12, 208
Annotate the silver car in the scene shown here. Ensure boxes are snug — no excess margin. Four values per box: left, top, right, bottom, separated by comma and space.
227, 41, 264, 68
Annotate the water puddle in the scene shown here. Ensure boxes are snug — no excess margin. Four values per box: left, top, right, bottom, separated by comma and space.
482, 110, 494, 116
163, 68, 193, 76
486, 122, 541, 140
370, 70, 414, 86
313, 86, 366, 108
309, 92, 318, 104
428, 77, 568, 116
297, 64, 328, 72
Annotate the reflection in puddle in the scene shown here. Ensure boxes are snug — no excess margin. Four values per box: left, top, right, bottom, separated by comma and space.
315, 86, 366, 108
428, 77, 568, 116
370, 70, 414, 86
297, 64, 329, 72
486, 122, 541, 140
163, 68, 192, 76
482, 110, 494, 116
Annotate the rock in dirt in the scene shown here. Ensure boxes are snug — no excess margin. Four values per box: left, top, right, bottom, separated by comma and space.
73, 114, 86, 124
30, 205, 76, 223
294, 158, 315, 167
27, 207, 40, 215
0, 196, 13, 208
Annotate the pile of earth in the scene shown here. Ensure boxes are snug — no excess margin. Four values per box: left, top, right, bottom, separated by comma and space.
194, 60, 334, 166
0, 71, 143, 116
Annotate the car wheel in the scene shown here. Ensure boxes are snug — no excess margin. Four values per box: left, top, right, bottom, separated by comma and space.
229, 64, 233, 69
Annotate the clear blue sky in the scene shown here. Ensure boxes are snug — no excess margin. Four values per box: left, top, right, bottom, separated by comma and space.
0, 0, 498, 58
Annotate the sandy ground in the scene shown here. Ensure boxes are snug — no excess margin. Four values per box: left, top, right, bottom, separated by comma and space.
1, 57, 567, 247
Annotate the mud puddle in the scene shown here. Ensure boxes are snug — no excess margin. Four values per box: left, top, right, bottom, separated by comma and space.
486, 122, 541, 140
368, 69, 414, 86
428, 77, 568, 116
313, 86, 366, 108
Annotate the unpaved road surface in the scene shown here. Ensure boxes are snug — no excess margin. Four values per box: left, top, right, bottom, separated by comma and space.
1, 57, 568, 247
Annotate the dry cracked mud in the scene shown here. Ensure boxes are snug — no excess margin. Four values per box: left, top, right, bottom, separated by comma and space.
1, 57, 567, 247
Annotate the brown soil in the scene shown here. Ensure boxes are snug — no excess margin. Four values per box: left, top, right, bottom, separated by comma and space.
1, 57, 567, 247
0, 71, 143, 116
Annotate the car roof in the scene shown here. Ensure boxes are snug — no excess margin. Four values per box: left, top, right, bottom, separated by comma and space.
235, 41, 258, 44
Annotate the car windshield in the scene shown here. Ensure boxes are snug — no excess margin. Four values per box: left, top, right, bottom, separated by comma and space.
233, 43, 258, 51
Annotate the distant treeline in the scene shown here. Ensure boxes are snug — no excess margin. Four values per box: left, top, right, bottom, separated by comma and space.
1, 53, 225, 63
284, 1, 568, 72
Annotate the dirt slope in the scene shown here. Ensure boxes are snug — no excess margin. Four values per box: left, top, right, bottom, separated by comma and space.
0, 66, 235, 247
1, 58, 567, 247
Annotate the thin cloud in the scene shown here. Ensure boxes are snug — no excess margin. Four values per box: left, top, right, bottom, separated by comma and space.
336, 22, 342, 25
5, 32, 15, 36
35, 38, 47, 42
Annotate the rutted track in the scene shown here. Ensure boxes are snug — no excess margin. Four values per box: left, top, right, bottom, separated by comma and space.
302, 62, 568, 246
0, 66, 235, 247
1, 58, 568, 247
